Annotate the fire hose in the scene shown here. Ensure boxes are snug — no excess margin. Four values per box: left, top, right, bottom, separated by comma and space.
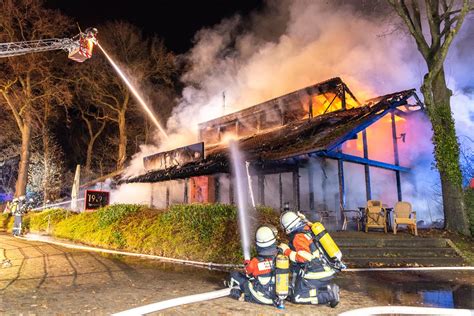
112, 288, 233, 316
17, 234, 474, 315
338, 306, 471, 316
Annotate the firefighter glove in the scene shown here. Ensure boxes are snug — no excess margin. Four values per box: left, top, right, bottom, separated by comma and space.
278, 243, 291, 256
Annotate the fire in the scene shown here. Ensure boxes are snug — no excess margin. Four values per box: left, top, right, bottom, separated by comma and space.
311, 92, 360, 116
342, 113, 406, 159
385, 115, 405, 123
221, 133, 239, 144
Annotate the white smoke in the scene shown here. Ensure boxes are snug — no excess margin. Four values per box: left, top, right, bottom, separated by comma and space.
118, 1, 473, 223
161, 1, 472, 151
162, 1, 428, 151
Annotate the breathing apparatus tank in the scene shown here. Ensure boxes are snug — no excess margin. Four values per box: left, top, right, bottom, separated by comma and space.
311, 221, 342, 262
274, 254, 289, 309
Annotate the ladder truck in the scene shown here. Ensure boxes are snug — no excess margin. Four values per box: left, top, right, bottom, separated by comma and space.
0, 28, 98, 62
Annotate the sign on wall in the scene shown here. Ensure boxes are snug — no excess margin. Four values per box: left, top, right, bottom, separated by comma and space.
84, 190, 109, 211
143, 142, 204, 171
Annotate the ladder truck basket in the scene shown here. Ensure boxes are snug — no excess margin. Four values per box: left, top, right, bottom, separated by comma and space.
68, 28, 97, 63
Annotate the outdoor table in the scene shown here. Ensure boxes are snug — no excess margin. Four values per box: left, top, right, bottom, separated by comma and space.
358, 205, 394, 232
385, 207, 393, 232
342, 209, 362, 231
357, 207, 366, 231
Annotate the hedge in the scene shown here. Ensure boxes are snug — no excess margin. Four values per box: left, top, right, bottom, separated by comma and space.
14, 203, 280, 264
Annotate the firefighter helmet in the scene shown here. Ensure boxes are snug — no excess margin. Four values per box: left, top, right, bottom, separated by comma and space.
255, 225, 277, 248
280, 211, 305, 234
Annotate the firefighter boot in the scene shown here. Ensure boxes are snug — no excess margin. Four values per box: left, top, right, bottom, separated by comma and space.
327, 284, 340, 308
229, 288, 245, 301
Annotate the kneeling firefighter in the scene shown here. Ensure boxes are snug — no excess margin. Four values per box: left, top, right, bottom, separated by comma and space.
228, 225, 285, 306
279, 211, 344, 307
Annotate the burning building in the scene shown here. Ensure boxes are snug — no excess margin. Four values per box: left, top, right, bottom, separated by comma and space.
124, 77, 438, 228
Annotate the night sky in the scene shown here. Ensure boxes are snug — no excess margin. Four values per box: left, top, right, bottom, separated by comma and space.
45, 0, 263, 53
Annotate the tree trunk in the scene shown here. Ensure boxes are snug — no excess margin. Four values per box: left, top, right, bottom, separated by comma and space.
42, 127, 51, 203
423, 68, 469, 235
117, 110, 127, 170
15, 111, 31, 197
86, 140, 94, 173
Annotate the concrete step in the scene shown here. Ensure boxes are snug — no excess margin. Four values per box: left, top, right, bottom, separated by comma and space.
341, 247, 458, 258
345, 256, 465, 267
333, 238, 448, 248
329, 234, 465, 267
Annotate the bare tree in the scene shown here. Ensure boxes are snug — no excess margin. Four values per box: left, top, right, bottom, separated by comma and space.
78, 21, 176, 170
79, 105, 108, 173
0, 0, 72, 197
0, 157, 19, 197
388, 0, 473, 234
28, 134, 65, 203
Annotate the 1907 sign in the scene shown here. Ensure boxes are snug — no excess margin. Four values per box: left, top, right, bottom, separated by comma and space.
84, 190, 109, 211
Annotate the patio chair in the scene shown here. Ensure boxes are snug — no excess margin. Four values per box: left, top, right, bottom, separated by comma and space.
365, 201, 387, 233
367, 200, 382, 207
393, 201, 417, 236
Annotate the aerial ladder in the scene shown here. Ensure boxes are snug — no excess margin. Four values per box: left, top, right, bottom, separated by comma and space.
0, 28, 98, 62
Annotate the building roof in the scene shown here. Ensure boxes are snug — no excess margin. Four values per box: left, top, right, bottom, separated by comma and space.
198, 77, 359, 131
125, 88, 421, 184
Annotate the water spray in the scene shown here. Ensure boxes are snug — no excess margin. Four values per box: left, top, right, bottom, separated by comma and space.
245, 161, 256, 208
98, 44, 169, 140
229, 140, 251, 260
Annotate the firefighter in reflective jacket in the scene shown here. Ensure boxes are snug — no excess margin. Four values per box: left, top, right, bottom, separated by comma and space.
279, 211, 340, 307
228, 225, 278, 305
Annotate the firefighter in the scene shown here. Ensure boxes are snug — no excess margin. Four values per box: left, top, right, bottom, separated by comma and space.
279, 211, 340, 307
11, 197, 22, 236
227, 225, 279, 305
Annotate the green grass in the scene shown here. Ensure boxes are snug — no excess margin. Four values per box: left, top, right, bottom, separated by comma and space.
24, 203, 280, 264
452, 237, 474, 265
1, 213, 11, 230
29, 208, 71, 232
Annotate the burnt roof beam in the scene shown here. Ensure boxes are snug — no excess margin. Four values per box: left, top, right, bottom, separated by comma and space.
342, 82, 361, 106
316, 151, 410, 172
325, 90, 417, 152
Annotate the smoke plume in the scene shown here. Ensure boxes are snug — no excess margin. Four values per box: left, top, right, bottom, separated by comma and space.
120, 1, 473, 225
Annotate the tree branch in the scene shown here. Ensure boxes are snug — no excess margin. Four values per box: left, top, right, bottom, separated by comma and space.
388, 0, 431, 60
426, 0, 441, 51
431, 0, 471, 77
0, 90, 24, 133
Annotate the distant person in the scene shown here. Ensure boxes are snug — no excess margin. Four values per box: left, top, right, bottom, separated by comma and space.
227, 225, 279, 305
11, 197, 22, 236
279, 211, 340, 307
